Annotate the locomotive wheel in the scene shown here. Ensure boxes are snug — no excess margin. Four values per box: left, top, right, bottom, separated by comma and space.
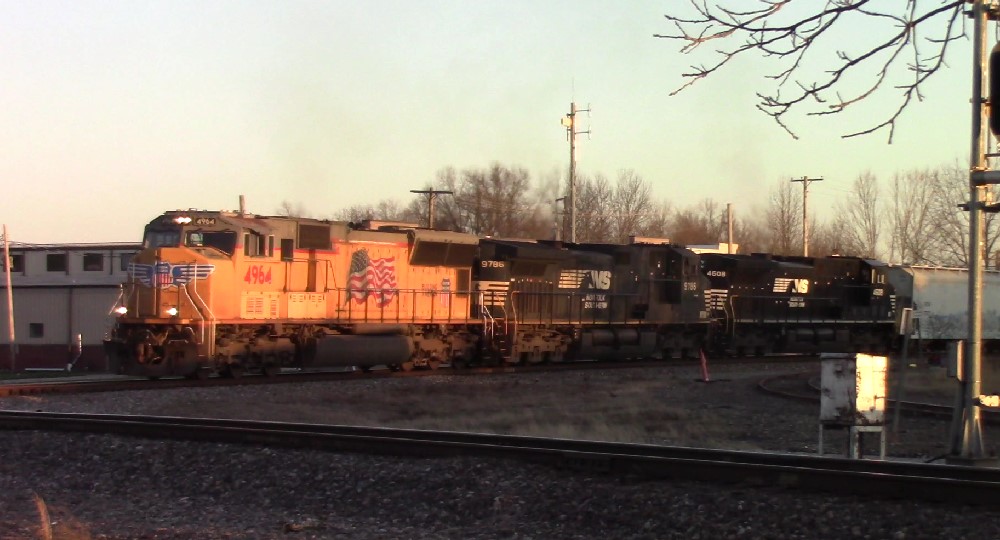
427, 360, 441, 370
262, 364, 280, 377
222, 365, 244, 379
399, 361, 415, 371
185, 368, 209, 381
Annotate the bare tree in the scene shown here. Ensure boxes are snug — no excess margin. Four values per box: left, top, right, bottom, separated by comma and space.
668, 198, 726, 246
888, 168, 940, 265
811, 216, 851, 257
927, 162, 1000, 268
656, 2, 966, 140
835, 171, 882, 259
334, 199, 410, 224
574, 173, 615, 242
730, 209, 768, 254
764, 180, 801, 255
429, 164, 547, 237
636, 200, 674, 240
611, 169, 653, 242
275, 200, 309, 217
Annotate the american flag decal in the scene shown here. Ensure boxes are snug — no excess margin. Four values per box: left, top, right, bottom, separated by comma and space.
347, 249, 397, 307
441, 277, 451, 307
128, 262, 215, 289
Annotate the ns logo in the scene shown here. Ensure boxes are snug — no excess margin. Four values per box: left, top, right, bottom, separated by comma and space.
581, 270, 612, 290
773, 277, 810, 294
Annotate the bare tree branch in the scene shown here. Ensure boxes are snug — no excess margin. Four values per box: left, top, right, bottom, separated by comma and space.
656, 0, 966, 141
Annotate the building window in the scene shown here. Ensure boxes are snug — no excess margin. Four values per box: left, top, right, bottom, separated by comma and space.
46, 253, 67, 272
1, 253, 24, 273
83, 253, 104, 271
29, 323, 43, 338
120, 252, 134, 272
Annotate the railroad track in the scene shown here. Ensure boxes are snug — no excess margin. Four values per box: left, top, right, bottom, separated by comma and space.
757, 371, 1000, 422
0, 409, 997, 505
0, 354, 817, 397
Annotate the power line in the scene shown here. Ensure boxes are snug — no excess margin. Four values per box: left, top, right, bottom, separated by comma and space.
410, 188, 453, 229
791, 176, 823, 256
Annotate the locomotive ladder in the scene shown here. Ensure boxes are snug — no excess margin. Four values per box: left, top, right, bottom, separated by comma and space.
479, 292, 512, 364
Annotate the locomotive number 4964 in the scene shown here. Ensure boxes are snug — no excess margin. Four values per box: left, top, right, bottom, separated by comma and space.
244, 265, 273, 285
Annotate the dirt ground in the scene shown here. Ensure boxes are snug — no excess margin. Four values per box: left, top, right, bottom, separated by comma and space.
102, 360, 981, 459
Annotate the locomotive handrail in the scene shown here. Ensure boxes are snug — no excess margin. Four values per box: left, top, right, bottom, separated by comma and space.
335, 287, 475, 324
181, 264, 217, 357
478, 291, 501, 358
107, 284, 126, 316
724, 294, 736, 336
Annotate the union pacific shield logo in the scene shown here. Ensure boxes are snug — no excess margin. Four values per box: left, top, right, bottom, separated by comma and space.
128, 262, 215, 289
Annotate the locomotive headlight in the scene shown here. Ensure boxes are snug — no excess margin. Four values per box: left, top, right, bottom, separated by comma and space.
173, 216, 192, 224
114, 306, 128, 315
166, 307, 179, 317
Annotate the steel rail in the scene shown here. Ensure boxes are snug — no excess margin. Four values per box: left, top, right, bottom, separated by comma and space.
1, 410, 998, 505
0, 355, 817, 397
758, 372, 1000, 422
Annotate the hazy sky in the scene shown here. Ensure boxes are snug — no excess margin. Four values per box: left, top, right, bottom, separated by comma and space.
0, 1, 974, 243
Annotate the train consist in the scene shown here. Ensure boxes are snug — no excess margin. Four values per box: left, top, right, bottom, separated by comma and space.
104, 208, 900, 378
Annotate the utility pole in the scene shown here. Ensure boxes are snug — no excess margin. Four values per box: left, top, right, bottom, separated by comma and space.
561, 102, 590, 243
791, 176, 822, 256
2, 224, 15, 371
410, 188, 453, 229
950, 0, 993, 465
726, 203, 734, 254
553, 197, 566, 241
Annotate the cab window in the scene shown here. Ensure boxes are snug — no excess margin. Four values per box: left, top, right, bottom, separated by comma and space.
243, 231, 270, 257
186, 231, 237, 255
144, 230, 181, 248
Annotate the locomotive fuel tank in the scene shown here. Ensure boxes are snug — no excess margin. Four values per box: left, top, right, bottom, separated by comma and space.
575, 328, 658, 360
308, 334, 414, 369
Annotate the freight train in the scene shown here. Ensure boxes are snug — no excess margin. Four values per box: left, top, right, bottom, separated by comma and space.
103, 208, 900, 378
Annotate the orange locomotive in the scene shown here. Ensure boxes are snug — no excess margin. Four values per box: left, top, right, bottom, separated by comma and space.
104, 208, 481, 378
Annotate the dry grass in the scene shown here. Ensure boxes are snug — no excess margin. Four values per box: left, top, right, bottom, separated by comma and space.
29, 493, 92, 540
155, 370, 767, 450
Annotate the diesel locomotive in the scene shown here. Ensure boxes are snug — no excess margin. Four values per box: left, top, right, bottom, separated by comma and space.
104, 207, 900, 378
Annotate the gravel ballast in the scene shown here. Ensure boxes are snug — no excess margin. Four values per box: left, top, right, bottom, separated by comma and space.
1, 363, 999, 539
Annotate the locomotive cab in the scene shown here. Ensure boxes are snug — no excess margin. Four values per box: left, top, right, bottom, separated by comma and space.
108, 211, 269, 377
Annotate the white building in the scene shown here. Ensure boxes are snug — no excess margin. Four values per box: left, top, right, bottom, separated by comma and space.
0, 242, 140, 371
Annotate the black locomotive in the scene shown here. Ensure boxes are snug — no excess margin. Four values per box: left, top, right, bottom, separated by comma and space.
472, 238, 897, 365
698, 253, 897, 356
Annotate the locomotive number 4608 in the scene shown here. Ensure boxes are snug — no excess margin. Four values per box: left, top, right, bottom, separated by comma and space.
244, 265, 273, 285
